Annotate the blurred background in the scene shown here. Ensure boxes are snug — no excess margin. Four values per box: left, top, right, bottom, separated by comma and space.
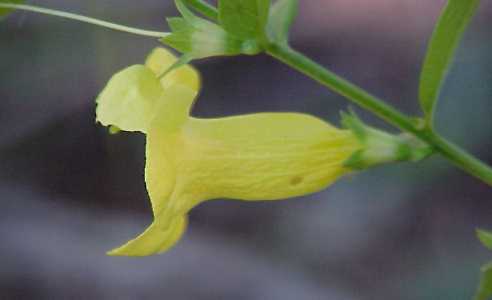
1, 0, 492, 299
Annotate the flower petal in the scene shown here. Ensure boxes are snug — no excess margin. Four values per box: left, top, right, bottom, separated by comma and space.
144, 83, 198, 215
107, 85, 198, 256
96, 48, 199, 134
96, 65, 163, 133
107, 215, 188, 256
145, 48, 201, 92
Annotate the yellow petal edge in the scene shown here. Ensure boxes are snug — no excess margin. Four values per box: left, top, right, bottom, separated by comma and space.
96, 48, 200, 133
96, 48, 361, 257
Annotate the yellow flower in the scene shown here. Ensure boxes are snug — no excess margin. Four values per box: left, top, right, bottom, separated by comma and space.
96, 48, 362, 256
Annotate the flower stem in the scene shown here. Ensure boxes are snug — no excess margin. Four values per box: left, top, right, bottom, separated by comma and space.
0, 3, 169, 38
266, 43, 492, 186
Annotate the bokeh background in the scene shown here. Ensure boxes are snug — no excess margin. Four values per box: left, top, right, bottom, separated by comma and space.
1, 0, 492, 299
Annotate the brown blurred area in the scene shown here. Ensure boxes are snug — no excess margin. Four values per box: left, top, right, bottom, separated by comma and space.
1, 1, 492, 299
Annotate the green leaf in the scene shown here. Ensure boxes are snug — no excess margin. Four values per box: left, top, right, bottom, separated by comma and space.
0, 0, 24, 18
218, 0, 271, 40
478, 229, 492, 251
266, 0, 298, 44
419, 0, 480, 123
475, 262, 492, 300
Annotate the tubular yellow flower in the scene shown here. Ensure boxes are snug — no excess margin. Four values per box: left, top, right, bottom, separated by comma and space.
96, 48, 362, 257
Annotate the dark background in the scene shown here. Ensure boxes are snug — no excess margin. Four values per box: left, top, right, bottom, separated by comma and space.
1, 0, 492, 299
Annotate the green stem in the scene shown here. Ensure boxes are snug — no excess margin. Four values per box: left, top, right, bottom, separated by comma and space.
0, 3, 169, 38
428, 133, 492, 185
182, 0, 218, 20
266, 43, 492, 186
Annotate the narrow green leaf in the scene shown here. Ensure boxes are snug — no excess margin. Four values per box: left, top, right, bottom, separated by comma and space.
218, 0, 271, 40
182, 0, 218, 21
475, 262, 492, 300
175, 0, 203, 24
419, 0, 480, 123
266, 0, 298, 44
0, 0, 24, 18
478, 229, 492, 251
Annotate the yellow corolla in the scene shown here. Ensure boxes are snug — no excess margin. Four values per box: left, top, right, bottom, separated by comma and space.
96, 48, 362, 256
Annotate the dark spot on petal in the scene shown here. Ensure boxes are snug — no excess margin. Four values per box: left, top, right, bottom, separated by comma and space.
290, 176, 303, 186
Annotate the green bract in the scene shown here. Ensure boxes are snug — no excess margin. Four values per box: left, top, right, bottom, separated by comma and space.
162, 0, 242, 59
0, 0, 24, 18
161, 0, 267, 60
419, 0, 481, 124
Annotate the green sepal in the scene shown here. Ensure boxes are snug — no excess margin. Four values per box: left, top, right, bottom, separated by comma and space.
340, 111, 366, 140
341, 111, 433, 170
0, 0, 24, 18
419, 0, 481, 125
266, 0, 298, 44
218, 0, 271, 41
161, 0, 261, 59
